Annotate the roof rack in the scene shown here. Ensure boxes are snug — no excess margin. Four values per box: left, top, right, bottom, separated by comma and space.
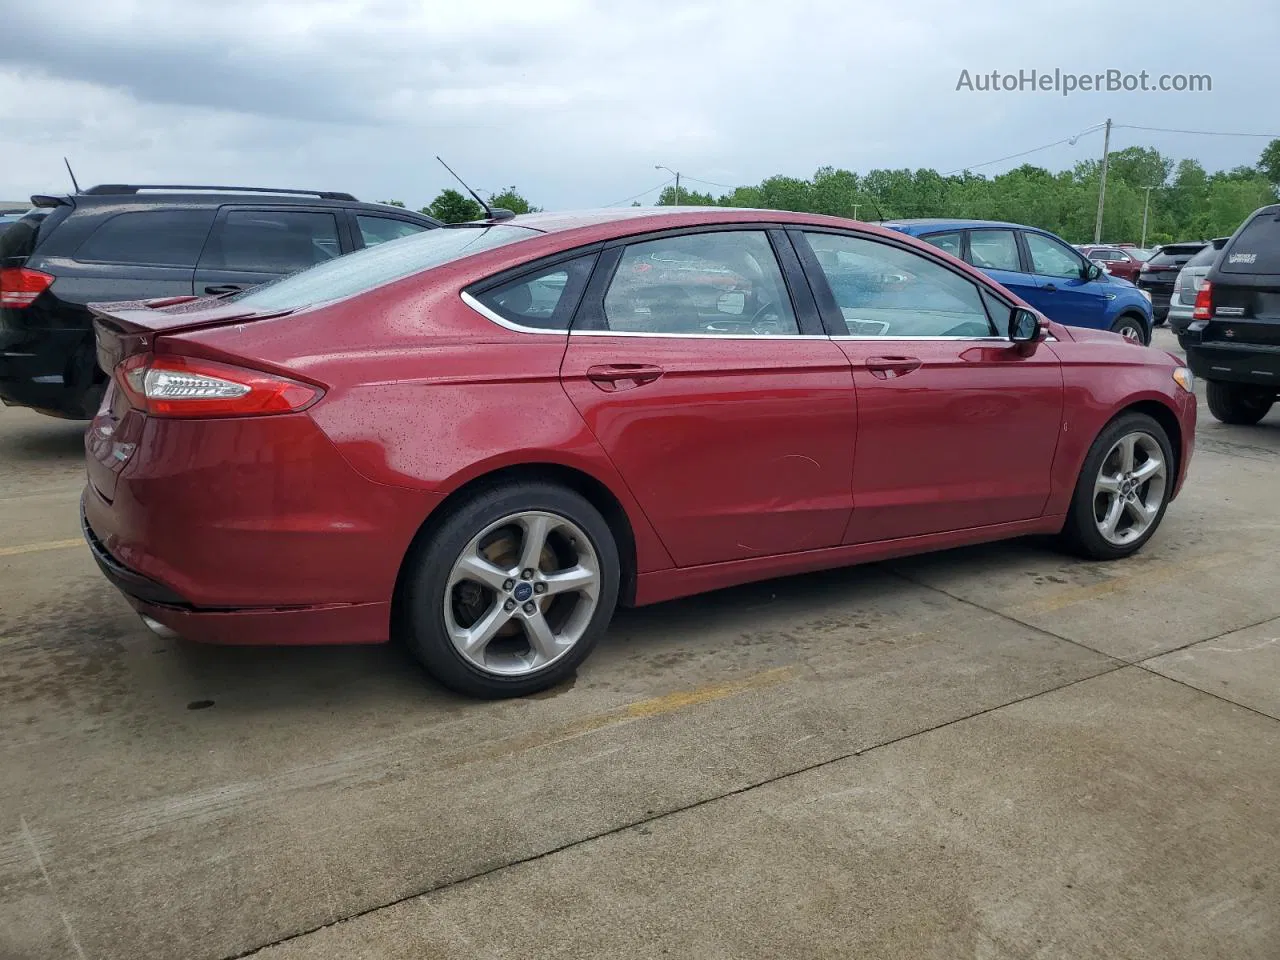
82, 184, 358, 201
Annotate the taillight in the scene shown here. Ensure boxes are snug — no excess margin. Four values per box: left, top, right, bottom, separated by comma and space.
1193, 281, 1213, 320
0, 267, 54, 308
115, 354, 323, 418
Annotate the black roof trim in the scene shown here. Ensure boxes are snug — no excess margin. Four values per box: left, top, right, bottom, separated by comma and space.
82, 184, 359, 201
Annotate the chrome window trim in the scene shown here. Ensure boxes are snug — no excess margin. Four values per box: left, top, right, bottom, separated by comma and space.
568, 330, 820, 340
461, 290, 566, 336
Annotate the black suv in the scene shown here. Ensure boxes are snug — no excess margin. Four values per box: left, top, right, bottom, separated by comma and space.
1179, 203, 1280, 425
0, 185, 439, 418
1137, 241, 1207, 324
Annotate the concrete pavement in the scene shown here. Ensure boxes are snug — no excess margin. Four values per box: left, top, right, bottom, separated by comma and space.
3, 326, 1278, 959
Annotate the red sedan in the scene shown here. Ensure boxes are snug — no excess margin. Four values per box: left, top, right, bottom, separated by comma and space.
82, 209, 1197, 697
1079, 245, 1146, 282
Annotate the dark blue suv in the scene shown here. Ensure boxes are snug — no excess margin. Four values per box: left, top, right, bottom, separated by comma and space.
884, 219, 1154, 344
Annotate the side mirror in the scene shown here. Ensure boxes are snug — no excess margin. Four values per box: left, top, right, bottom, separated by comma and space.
1083, 262, 1103, 281
1009, 307, 1041, 343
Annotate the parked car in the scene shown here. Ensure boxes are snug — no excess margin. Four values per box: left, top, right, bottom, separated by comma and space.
1167, 237, 1229, 334
81, 208, 1196, 698
0, 184, 440, 418
1078, 245, 1146, 282
1137, 241, 1206, 325
0, 213, 23, 239
1179, 205, 1280, 424
883, 219, 1154, 344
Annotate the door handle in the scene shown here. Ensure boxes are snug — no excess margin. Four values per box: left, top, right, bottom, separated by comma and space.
865, 356, 921, 380
1043, 283, 1058, 292
585, 363, 665, 392
204, 284, 245, 296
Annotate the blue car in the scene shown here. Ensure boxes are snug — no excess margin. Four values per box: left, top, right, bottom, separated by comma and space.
883, 219, 1154, 344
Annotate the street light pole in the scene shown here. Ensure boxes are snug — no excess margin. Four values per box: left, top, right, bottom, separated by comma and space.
655, 164, 681, 206
1140, 186, 1155, 248
1092, 117, 1112, 244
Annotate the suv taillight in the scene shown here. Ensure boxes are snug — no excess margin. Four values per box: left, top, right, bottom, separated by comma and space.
0, 267, 54, 308
1193, 281, 1213, 320
115, 353, 323, 418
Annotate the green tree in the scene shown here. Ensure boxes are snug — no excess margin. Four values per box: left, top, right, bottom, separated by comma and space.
381, 199, 406, 208
1259, 139, 1280, 189
428, 189, 483, 224
488, 187, 541, 214
656, 185, 716, 206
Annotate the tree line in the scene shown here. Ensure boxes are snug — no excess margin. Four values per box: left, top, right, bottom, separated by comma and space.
390, 140, 1280, 245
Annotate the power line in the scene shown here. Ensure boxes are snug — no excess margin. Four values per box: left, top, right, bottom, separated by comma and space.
605, 177, 674, 207
1115, 123, 1280, 139
944, 123, 1106, 176
681, 175, 741, 189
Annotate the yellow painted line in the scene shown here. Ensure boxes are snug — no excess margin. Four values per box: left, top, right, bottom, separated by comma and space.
1010, 551, 1237, 617
621, 667, 795, 718
0, 538, 84, 558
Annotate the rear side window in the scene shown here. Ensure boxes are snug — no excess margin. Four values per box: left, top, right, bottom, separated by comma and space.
357, 215, 432, 247
1221, 212, 1280, 274
0, 209, 64, 264
966, 230, 1021, 272
76, 210, 216, 267
921, 232, 962, 257
201, 210, 340, 273
228, 224, 534, 312
473, 255, 596, 331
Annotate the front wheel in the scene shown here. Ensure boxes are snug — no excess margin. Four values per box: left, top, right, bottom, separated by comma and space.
1111, 314, 1149, 345
1206, 381, 1274, 425
400, 482, 619, 698
1060, 413, 1174, 560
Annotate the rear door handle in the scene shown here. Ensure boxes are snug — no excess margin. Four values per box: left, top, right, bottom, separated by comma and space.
865, 356, 921, 380
585, 363, 665, 392
1043, 283, 1058, 292
204, 284, 245, 296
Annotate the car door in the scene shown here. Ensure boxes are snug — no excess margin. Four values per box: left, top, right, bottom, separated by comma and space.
1019, 230, 1110, 329
559, 227, 857, 568
792, 228, 1063, 544
193, 206, 346, 296
962, 227, 1042, 302
64, 208, 216, 299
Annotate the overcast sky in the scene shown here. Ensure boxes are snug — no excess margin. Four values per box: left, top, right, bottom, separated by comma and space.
2, 0, 1276, 209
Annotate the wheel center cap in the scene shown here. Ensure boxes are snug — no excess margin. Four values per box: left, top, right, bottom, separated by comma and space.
513, 582, 534, 603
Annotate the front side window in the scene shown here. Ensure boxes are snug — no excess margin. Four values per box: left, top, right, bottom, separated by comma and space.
603, 231, 798, 335
357, 215, 431, 248
965, 229, 1021, 272
473, 255, 596, 331
201, 210, 341, 273
1025, 232, 1087, 279
76, 210, 216, 267
801, 231, 995, 338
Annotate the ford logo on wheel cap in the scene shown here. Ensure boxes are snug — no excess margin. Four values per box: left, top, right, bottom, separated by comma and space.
513, 582, 534, 602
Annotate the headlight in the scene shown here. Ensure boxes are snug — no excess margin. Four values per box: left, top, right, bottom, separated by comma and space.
1172, 367, 1195, 394
1140, 289, 1152, 302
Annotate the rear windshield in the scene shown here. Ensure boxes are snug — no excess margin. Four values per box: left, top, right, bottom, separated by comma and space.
227, 225, 536, 312
1221, 211, 1280, 274
1184, 243, 1222, 269
1147, 244, 1204, 266
0, 208, 65, 265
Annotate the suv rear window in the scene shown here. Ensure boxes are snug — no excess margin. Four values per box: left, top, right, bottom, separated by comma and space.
1147, 244, 1204, 267
77, 209, 216, 267
1220, 211, 1280, 274
1184, 242, 1224, 269
229, 224, 535, 312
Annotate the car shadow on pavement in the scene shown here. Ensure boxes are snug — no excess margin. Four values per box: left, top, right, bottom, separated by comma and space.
0, 414, 86, 464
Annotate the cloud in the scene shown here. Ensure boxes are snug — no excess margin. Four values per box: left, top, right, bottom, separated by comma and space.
1, 0, 1275, 210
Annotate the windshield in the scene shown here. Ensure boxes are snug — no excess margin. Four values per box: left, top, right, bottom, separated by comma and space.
228, 224, 537, 312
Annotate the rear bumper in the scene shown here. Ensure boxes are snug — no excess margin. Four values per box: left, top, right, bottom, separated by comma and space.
1184, 341, 1280, 389
1167, 302, 1195, 335
82, 490, 394, 645
0, 325, 100, 417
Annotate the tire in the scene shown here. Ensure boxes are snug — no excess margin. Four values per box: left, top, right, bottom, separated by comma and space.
1111, 314, 1149, 345
1060, 412, 1175, 561
400, 482, 619, 698
1205, 380, 1274, 426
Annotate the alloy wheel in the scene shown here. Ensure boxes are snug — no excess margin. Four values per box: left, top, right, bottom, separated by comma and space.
1092, 431, 1167, 546
443, 511, 600, 676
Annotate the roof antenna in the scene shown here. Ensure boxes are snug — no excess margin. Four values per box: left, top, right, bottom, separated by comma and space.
435, 156, 515, 222
64, 157, 82, 194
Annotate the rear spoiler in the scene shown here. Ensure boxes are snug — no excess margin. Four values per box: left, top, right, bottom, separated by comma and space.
31, 194, 73, 208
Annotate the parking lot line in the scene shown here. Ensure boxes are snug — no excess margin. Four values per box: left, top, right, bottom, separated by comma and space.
0, 538, 84, 558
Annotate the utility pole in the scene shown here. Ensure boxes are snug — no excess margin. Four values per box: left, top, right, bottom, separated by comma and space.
1140, 186, 1155, 248
655, 165, 681, 205
852, 204, 861, 220
1092, 118, 1112, 244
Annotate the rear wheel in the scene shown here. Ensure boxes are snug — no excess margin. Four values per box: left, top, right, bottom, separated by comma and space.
401, 482, 619, 698
1060, 412, 1174, 560
1205, 380, 1274, 425
1111, 314, 1149, 345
